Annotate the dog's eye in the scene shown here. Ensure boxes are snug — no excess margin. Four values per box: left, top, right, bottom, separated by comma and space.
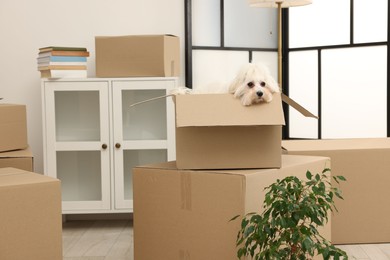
247, 82, 254, 88
260, 81, 266, 87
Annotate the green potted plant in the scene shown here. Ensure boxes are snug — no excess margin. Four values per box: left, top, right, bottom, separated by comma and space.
231, 168, 348, 260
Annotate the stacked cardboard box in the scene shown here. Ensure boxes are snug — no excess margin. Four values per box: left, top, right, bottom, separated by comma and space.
283, 138, 390, 244
0, 103, 32, 171
95, 34, 180, 77
133, 93, 331, 260
0, 167, 62, 260
133, 156, 331, 260
0, 107, 62, 259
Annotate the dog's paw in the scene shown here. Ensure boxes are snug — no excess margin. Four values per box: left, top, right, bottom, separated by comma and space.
170, 86, 193, 95
263, 93, 273, 103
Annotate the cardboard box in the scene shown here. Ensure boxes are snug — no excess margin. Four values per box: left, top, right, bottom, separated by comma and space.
0, 147, 33, 171
282, 138, 390, 244
0, 104, 28, 152
0, 167, 62, 260
133, 155, 331, 260
174, 93, 285, 169
95, 34, 180, 77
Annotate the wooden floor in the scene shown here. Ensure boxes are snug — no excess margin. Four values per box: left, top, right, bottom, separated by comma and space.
63, 219, 133, 260
63, 219, 390, 260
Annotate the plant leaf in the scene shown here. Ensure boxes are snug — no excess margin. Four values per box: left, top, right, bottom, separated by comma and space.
230, 215, 241, 221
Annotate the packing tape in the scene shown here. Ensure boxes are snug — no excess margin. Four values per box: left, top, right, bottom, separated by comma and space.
180, 172, 192, 211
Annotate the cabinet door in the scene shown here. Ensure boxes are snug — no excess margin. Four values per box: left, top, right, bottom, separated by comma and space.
112, 79, 176, 210
43, 81, 111, 213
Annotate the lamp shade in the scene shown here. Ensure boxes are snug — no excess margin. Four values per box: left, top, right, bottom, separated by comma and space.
249, 0, 312, 8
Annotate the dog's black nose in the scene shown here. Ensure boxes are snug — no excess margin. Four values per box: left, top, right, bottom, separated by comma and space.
256, 91, 263, 97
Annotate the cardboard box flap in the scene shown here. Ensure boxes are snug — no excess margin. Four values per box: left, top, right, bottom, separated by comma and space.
175, 93, 285, 127
0, 167, 58, 188
0, 147, 32, 158
134, 155, 328, 175
281, 93, 318, 119
135, 161, 261, 176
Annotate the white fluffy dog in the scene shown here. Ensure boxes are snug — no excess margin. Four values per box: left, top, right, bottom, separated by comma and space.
173, 63, 280, 106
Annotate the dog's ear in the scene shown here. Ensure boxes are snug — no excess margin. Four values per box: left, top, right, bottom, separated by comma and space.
265, 73, 280, 93
228, 70, 246, 94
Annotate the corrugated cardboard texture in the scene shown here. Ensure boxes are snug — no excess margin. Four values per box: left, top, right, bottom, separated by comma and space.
175, 93, 285, 127
0, 104, 28, 152
95, 34, 180, 77
0, 147, 33, 171
176, 125, 282, 169
174, 93, 284, 169
282, 138, 390, 244
0, 168, 62, 260
133, 155, 331, 260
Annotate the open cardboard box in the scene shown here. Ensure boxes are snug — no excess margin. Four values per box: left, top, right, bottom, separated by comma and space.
175, 93, 316, 170
133, 155, 331, 260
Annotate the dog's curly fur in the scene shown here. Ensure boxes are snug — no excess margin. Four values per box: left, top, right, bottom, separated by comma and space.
172, 63, 280, 106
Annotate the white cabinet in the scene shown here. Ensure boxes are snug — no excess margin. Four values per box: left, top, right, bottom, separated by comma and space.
41, 77, 177, 213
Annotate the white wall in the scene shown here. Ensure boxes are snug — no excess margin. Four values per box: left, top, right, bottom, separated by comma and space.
0, 0, 185, 173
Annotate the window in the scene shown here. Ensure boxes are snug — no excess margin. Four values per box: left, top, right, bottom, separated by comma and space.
286, 0, 389, 139
185, 0, 278, 89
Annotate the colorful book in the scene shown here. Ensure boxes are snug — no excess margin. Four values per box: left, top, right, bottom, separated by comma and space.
38, 50, 90, 57
38, 65, 87, 71
38, 62, 87, 68
40, 69, 87, 78
37, 56, 87, 62
39, 46, 87, 52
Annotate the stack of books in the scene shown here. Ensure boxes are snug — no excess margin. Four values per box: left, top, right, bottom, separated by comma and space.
37, 46, 89, 78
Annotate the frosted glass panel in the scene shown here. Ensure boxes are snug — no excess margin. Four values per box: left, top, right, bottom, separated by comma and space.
289, 0, 350, 48
322, 46, 387, 138
224, 1, 277, 48
289, 51, 319, 138
252, 51, 278, 78
192, 50, 249, 87
55, 91, 100, 141
192, 0, 220, 46
354, 0, 388, 43
123, 149, 167, 200
122, 90, 167, 140
57, 151, 102, 201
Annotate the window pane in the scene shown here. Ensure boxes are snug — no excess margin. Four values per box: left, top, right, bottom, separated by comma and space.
55, 91, 100, 142
252, 51, 278, 77
224, 1, 277, 48
288, 51, 319, 138
289, 0, 350, 48
354, 0, 388, 43
192, 50, 249, 87
321, 46, 387, 138
122, 89, 167, 140
193, 0, 221, 46
57, 151, 102, 201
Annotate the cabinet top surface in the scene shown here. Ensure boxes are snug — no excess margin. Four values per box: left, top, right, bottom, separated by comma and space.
41, 77, 178, 82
